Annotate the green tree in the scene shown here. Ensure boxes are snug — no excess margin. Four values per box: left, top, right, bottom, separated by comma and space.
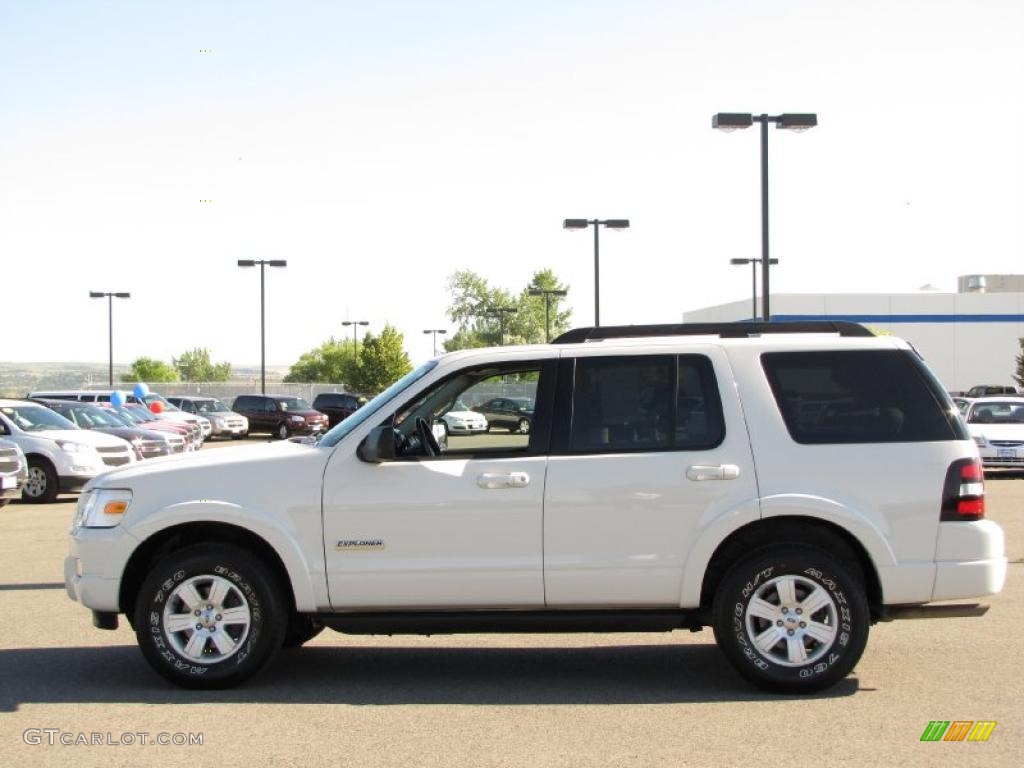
1015, 338, 1024, 388
347, 325, 413, 394
120, 357, 180, 383
173, 348, 232, 382
283, 337, 360, 383
443, 268, 572, 350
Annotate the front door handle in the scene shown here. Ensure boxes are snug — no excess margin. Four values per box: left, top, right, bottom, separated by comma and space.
477, 472, 530, 489
686, 464, 740, 481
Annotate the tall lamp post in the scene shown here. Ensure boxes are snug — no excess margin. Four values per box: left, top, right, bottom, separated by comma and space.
712, 112, 816, 321
423, 328, 447, 356
730, 257, 778, 320
342, 320, 369, 367
563, 218, 630, 326
237, 259, 287, 394
89, 291, 131, 386
479, 307, 517, 346
527, 287, 568, 342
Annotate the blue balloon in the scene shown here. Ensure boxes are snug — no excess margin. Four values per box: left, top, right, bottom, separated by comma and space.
133, 382, 149, 399
111, 390, 126, 408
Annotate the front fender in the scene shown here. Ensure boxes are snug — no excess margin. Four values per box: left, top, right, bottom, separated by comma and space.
126, 501, 325, 612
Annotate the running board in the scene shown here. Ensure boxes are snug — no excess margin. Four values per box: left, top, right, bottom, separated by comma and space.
877, 603, 989, 621
317, 609, 700, 636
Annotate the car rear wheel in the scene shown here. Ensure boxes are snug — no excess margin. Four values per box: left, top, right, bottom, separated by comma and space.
134, 543, 287, 689
712, 544, 869, 693
277, 423, 289, 440
517, 418, 531, 435
23, 458, 58, 504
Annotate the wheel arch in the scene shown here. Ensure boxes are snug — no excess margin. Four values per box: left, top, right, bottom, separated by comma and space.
119, 521, 312, 623
695, 516, 884, 618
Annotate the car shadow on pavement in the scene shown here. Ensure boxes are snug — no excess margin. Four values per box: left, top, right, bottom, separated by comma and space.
0, 642, 860, 711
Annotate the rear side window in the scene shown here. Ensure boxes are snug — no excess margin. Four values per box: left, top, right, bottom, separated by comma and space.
762, 350, 966, 444
570, 355, 725, 453
234, 396, 254, 410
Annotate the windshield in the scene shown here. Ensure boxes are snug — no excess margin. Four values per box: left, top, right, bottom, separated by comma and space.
67, 405, 127, 429
320, 360, 438, 448
1, 405, 77, 432
968, 401, 1024, 424
123, 405, 157, 423
276, 397, 312, 412
143, 394, 180, 412
195, 399, 229, 413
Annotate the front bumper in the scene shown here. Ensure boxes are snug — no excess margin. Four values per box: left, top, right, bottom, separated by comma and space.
64, 524, 139, 613
1, 468, 27, 499
59, 474, 100, 493
978, 445, 1024, 468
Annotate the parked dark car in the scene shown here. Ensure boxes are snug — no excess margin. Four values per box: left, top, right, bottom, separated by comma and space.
311, 392, 366, 429
232, 394, 329, 439
477, 396, 534, 434
30, 398, 178, 460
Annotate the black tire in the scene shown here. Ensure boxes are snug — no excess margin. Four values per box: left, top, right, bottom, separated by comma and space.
517, 418, 531, 435
712, 544, 869, 694
231, 433, 246, 440
276, 423, 289, 440
23, 457, 58, 504
133, 543, 287, 689
282, 616, 325, 649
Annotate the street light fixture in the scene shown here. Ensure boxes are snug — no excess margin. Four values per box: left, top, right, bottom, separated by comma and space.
527, 287, 568, 342
237, 259, 288, 394
730, 258, 778, 321
342, 320, 369, 367
422, 328, 447, 356
712, 112, 817, 320
563, 218, 630, 327
89, 291, 131, 386
478, 307, 517, 346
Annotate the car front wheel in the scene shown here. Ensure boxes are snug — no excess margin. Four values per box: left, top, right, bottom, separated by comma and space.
23, 458, 58, 503
712, 544, 869, 693
516, 418, 531, 435
277, 423, 289, 440
134, 543, 287, 689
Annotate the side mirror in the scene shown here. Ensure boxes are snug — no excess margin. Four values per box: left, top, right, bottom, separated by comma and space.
357, 426, 397, 463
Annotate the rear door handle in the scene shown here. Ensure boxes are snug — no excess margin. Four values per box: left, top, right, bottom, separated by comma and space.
477, 472, 530, 489
686, 464, 740, 481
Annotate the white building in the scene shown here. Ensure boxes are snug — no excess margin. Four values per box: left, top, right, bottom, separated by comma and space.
683, 276, 1024, 392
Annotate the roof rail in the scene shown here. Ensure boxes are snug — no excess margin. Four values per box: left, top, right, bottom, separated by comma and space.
551, 321, 874, 344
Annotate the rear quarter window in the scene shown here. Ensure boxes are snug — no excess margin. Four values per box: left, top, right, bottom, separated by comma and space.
762, 350, 966, 444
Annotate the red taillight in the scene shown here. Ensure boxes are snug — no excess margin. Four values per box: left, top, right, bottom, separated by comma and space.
941, 458, 985, 521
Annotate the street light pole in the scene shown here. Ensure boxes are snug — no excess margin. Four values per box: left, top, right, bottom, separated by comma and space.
422, 328, 447, 356
342, 320, 369, 367
563, 218, 630, 326
712, 112, 816, 320
527, 288, 568, 342
237, 259, 287, 394
89, 291, 131, 386
730, 258, 778, 320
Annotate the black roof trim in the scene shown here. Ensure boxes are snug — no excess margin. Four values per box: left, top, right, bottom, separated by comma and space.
551, 321, 874, 344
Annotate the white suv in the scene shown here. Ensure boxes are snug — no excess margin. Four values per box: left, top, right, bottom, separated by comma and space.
0, 399, 136, 503
64, 322, 1006, 692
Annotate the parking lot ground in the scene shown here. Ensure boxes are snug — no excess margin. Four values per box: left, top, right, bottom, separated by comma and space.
0, 446, 1021, 768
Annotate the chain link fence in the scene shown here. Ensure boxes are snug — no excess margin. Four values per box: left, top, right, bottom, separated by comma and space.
156, 382, 350, 402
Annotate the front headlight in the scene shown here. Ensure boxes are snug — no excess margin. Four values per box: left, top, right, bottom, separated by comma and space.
973, 435, 988, 448
57, 440, 94, 454
77, 488, 132, 528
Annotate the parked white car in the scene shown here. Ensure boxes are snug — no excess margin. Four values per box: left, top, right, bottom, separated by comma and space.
965, 396, 1024, 469
0, 438, 29, 506
0, 399, 136, 503
64, 322, 1005, 693
439, 400, 488, 434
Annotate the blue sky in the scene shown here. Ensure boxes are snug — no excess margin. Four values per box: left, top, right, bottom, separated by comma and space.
2, 0, 1022, 366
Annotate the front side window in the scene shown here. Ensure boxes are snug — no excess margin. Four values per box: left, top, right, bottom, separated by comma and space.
762, 350, 963, 444
569, 355, 724, 453
392, 362, 548, 458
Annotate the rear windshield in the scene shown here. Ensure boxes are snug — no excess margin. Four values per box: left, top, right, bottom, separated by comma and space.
762, 350, 968, 444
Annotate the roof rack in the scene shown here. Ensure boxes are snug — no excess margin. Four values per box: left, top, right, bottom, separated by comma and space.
551, 321, 874, 344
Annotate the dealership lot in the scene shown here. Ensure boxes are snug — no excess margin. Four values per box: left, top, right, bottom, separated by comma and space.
0, 440, 1021, 768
